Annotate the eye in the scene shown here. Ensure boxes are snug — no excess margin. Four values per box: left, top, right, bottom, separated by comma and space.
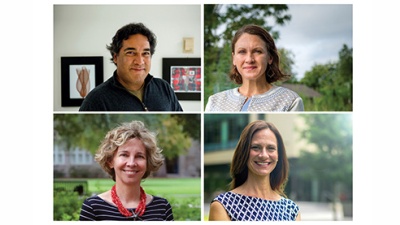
137, 153, 146, 159
126, 51, 135, 56
253, 49, 263, 54
251, 145, 261, 151
237, 49, 246, 54
119, 153, 128, 157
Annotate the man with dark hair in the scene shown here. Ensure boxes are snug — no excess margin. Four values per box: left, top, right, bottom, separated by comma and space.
79, 23, 183, 111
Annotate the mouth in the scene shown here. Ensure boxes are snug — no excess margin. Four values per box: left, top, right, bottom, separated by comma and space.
130, 68, 145, 71
123, 169, 139, 174
243, 66, 257, 70
255, 161, 273, 166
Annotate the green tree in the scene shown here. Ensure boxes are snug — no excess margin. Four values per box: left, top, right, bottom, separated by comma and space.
300, 44, 353, 111
298, 114, 352, 219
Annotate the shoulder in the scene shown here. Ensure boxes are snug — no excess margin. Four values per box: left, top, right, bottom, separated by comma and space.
148, 76, 169, 87
205, 89, 241, 111
209, 194, 231, 221
149, 195, 172, 207
82, 195, 104, 206
209, 88, 236, 99
271, 86, 300, 98
212, 191, 236, 203
280, 197, 300, 210
81, 76, 116, 100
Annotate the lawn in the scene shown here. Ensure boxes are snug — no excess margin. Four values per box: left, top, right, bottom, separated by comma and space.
54, 177, 201, 221
87, 177, 200, 197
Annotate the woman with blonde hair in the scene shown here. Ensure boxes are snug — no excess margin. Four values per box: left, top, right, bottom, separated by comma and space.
79, 121, 173, 221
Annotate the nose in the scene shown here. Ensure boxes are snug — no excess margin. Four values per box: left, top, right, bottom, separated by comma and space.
245, 53, 254, 63
133, 54, 144, 65
258, 148, 269, 158
126, 156, 137, 167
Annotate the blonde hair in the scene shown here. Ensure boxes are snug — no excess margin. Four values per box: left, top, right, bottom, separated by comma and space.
95, 121, 164, 181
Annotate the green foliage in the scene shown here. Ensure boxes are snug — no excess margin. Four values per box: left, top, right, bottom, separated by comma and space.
298, 114, 353, 199
300, 44, 353, 111
54, 114, 199, 158
53, 190, 85, 221
169, 197, 201, 221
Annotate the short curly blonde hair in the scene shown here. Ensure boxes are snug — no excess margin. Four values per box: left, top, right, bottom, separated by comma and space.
95, 121, 164, 181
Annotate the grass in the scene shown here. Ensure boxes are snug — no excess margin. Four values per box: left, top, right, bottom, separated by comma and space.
87, 177, 200, 197
54, 177, 201, 221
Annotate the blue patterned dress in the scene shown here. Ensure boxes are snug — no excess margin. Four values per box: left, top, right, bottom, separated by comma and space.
212, 191, 299, 221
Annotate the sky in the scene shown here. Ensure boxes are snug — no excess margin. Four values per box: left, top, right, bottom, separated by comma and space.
274, 4, 353, 80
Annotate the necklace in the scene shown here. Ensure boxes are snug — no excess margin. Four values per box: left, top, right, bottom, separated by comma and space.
111, 184, 146, 218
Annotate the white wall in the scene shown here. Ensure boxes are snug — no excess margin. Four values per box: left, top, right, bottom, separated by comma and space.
54, 4, 202, 112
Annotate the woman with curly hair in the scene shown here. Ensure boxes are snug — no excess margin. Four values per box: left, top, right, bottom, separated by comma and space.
79, 121, 173, 221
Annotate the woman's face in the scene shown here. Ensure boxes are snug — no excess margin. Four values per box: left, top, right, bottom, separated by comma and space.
109, 138, 147, 185
232, 33, 272, 83
247, 128, 279, 177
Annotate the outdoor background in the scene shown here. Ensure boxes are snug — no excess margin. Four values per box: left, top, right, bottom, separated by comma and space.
204, 4, 353, 111
204, 113, 353, 221
53, 114, 201, 221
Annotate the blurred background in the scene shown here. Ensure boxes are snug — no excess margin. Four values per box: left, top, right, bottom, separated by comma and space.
204, 4, 353, 111
53, 113, 201, 221
204, 113, 353, 221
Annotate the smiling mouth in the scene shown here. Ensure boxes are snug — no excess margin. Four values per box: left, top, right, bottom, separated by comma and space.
123, 170, 138, 174
255, 161, 272, 166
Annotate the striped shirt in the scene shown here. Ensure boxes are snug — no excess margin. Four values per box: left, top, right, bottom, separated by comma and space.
79, 195, 174, 221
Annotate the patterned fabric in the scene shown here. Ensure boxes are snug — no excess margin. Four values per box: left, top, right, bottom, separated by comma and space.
212, 191, 299, 221
205, 86, 304, 112
79, 195, 174, 221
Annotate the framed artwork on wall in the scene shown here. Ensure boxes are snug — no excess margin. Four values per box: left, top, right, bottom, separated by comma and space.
61, 56, 103, 107
162, 58, 201, 100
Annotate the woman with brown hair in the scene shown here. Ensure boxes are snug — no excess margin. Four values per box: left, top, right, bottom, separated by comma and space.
205, 24, 304, 112
208, 120, 301, 221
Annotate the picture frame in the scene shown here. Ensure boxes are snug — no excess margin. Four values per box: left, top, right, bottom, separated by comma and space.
162, 58, 201, 100
61, 56, 103, 107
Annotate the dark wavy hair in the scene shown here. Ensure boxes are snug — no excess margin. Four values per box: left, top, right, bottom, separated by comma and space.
229, 24, 290, 84
229, 120, 289, 197
106, 22, 157, 65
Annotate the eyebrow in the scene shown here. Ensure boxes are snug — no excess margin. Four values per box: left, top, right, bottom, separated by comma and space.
123, 47, 151, 52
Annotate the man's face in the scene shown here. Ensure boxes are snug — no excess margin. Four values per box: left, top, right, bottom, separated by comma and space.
113, 34, 152, 89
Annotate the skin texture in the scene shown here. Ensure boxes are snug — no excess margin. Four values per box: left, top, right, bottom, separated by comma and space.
113, 34, 152, 91
232, 33, 273, 97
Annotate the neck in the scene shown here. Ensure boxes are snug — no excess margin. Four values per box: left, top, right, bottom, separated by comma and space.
116, 75, 145, 91
115, 182, 141, 204
239, 175, 279, 200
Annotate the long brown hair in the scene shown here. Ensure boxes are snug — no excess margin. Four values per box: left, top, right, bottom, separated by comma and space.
229, 120, 289, 197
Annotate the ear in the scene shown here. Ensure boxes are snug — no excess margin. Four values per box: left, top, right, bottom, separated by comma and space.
108, 160, 114, 169
112, 53, 118, 64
